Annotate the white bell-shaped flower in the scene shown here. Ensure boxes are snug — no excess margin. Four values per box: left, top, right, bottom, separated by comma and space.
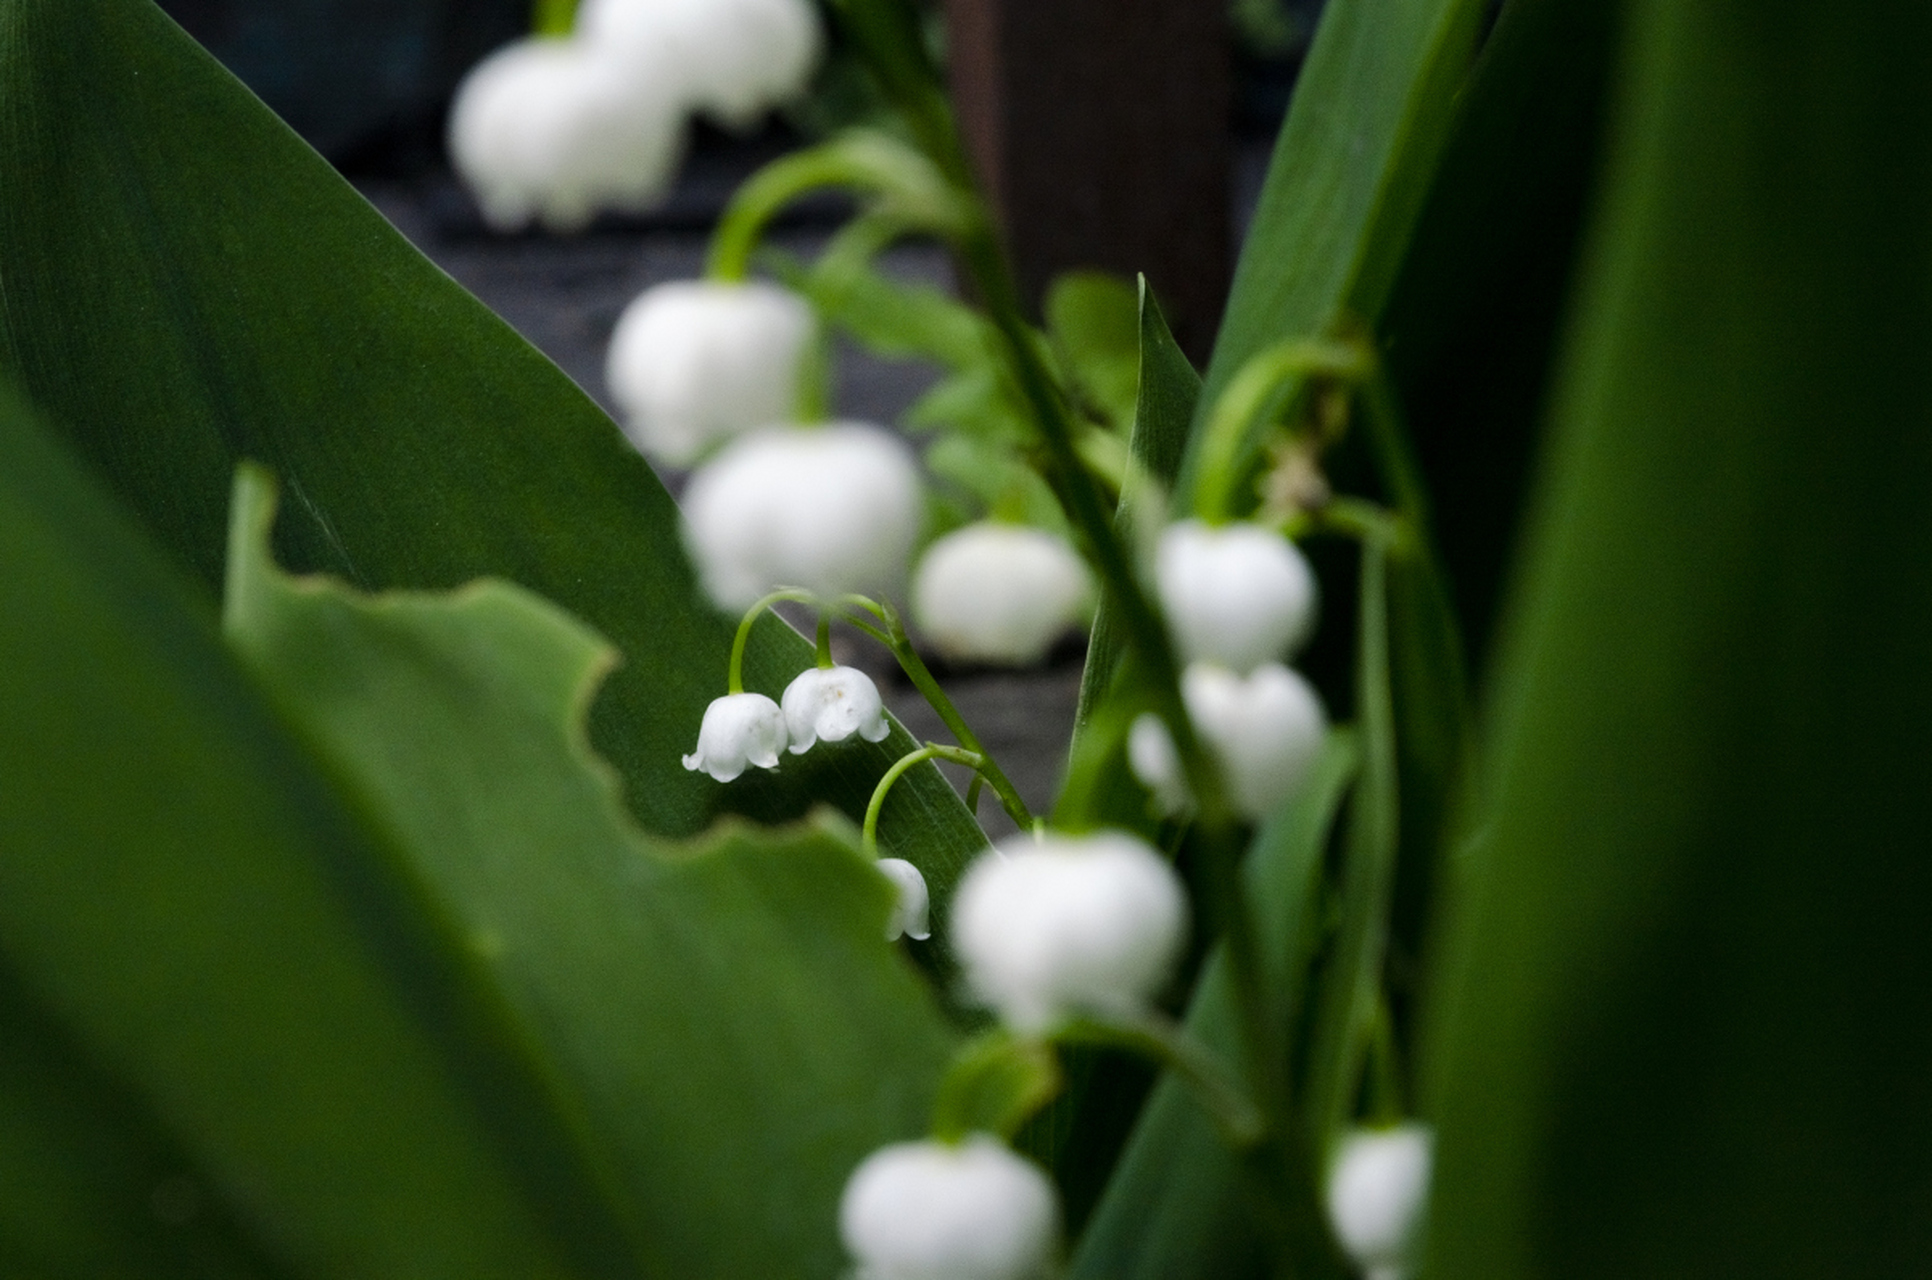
951, 831, 1187, 1035
912, 523, 1094, 666
1128, 661, 1328, 821
1326, 1124, 1434, 1280
840, 1135, 1059, 1280
875, 858, 931, 942
605, 280, 815, 465
681, 692, 787, 782
782, 665, 891, 753
681, 423, 924, 612
579, 0, 823, 131
448, 37, 685, 233
1156, 519, 1317, 674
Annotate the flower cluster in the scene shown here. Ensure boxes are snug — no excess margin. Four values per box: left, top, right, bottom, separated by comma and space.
449, 0, 821, 232
682, 664, 890, 781
1129, 518, 1330, 821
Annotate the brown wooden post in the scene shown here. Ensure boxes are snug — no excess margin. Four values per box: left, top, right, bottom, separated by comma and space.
944, 0, 1232, 361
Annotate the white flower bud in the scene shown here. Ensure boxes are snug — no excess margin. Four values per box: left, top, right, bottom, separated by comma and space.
680, 692, 787, 782
580, 0, 823, 131
680, 423, 923, 612
911, 523, 1094, 666
1156, 519, 1317, 673
1128, 661, 1328, 821
448, 37, 684, 233
951, 831, 1187, 1035
840, 1135, 1059, 1280
605, 280, 815, 465
781, 665, 891, 753
1326, 1124, 1433, 1280
875, 858, 931, 942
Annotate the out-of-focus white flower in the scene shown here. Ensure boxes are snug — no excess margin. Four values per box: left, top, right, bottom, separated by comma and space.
448, 37, 684, 233
1128, 661, 1328, 821
951, 831, 1186, 1035
579, 0, 823, 131
782, 665, 891, 753
840, 1134, 1058, 1280
1326, 1124, 1433, 1280
911, 523, 1094, 666
681, 423, 923, 612
875, 858, 931, 942
605, 280, 815, 465
681, 692, 786, 781
1156, 519, 1317, 674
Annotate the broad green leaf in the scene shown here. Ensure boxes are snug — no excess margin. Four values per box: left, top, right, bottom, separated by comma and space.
223, 465, 958, 1277
1427, 1, 1932, 1274
1179, 0, 1488, 499
0, 387, 607, 1280
1071, 735, 1360, 1279
1045, 271, 1142, 432
0, 0, 984, 876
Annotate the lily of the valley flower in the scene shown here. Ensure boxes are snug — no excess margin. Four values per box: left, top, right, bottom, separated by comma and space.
911, 522, 1094, 666
605, 279, 815, 465
681, 422, 923, 611
782, 665, 891, 753
875, 858, 931, 942
578, 0, 823, 132
680, 692, 786, 782
1326, 1124, 1434, 1280
1156, 519, 1317, 674
1128, 661, 1329, 821
951, 831, 1187, 1035
840, 1134, 1059, 1280
448, 37, 684, 233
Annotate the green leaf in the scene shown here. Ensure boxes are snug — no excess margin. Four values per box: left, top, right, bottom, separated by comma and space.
1070, 734, 1361, 1279
1179, 0, 1489, 500
0, 0, 983, 874
1045, 271, 1143, 432
0, 387, 606, 1280
222, 464, 959, 1276
1426, 1, 1932, 1274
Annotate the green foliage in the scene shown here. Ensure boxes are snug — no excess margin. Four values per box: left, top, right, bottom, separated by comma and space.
1425, 1, 1932, 1273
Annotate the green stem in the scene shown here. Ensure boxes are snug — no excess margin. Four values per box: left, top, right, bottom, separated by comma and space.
530, 0, 577, 36
1059, 1013, 1267, 1150
728, 589, 816, 694
814, 612, 834, 669
863, 743, 986, 856
1194, 337, 1373, 524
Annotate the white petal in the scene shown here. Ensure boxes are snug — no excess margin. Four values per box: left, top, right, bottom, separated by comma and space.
1157, 519, 1317, 673
1127, 712, 1189, 815
680, 423, 923, 612
582, 0, 823, 130
875, 858, 931, 942
681, 692, 787, 781
781, 665, 890, 754
1327, 1124, 1433, 1276
840, 1135, 1058, 1280
1184, 662, 1328, 821
605, 280, 814, 465
950, 831, 1186, 1034
912, 523, 1094, 665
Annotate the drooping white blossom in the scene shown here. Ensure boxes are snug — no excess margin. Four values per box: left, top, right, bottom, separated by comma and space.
680, 423, 924, 612
1326, 1124, 1434, 1280
875, 858, 931, 942
840, 1135, 1059, 1280
579, 0, 823, 131
680, 692, 787, 781
951, 831, 1186, 1035
782, 665, 891, 753
911, 523, 1094, 666
605, 280, 815, 465
448, 37, 685, 233
1156, 519, 1317, 674
1128, 661, 1329, 821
